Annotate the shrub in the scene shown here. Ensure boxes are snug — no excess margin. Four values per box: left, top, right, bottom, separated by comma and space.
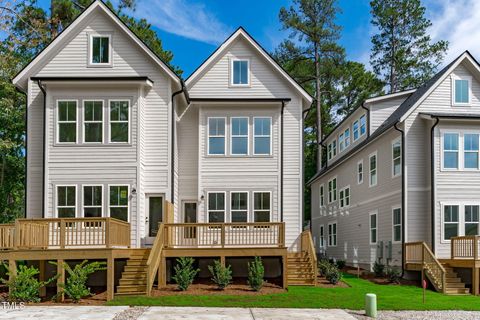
335, 259, 346, 270
373, 260, 385, 277
318, 259, 332, 277
2, 264, 56, 302
247, 257, 264, 292
172, 257, 199, 291
51, 260, 106, 303
208, 260, 232, 290
385, 266, 402, 284
325, 265, 342, 285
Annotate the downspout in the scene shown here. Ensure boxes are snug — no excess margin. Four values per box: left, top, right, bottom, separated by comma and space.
37, 80, 46, 218
430, 117, 440, 253
281, 101, 285, 222
15, 87, 28, 218
302, 107, 311, 231
361, 102, 370, 138
394, 122, 406, 277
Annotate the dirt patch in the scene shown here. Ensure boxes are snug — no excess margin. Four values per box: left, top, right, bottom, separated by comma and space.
344, 266, 419, 287
316, 276, 349, 288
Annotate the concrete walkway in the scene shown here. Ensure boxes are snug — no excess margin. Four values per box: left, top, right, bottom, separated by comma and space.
0, 306, 356, 320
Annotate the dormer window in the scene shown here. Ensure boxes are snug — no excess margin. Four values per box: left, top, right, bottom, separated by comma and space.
89, 34, 112, 66
453, 76, 471, 105
231, 59, 249, 85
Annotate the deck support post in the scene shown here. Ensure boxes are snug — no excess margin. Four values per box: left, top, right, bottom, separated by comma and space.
473, 267, 479, 296
39, 260, 46, 297
158, 257, 166, 288
220, 256, 226, 267
282, 253, 288, 289
56, 259, 64, 302
8, 260, 16, 294
107, 256, 114, 301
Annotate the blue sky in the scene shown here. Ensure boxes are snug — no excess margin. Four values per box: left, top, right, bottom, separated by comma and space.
31, 0, 480, 77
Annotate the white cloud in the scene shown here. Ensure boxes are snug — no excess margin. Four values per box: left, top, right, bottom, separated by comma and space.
125, 0, 232, 45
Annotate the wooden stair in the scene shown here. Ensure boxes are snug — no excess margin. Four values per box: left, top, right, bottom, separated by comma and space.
116, 250, 150, 296
287, 252, 316, 286
442, 264, 470, 295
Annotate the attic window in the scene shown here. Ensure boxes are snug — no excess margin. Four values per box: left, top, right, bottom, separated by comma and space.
453, 76, 471, 105
89, 34, 111, 66
231, 59, 249, 85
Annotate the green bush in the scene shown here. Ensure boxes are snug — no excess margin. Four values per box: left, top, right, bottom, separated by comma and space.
2, 264, 56, 302
247, 257, 264, 292
208, 260, 232, 290
373, 260, 385, 277
325, 265, 342, 285
318, 259, 332, 277
385, 266, 402, 284
172, 257, 199, 291
51, 260, 106, 303
335, 260, 346, 270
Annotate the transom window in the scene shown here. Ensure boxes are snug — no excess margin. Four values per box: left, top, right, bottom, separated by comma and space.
83, 185, 102, 218
453, 77, 470, 105
328, 177, 337, 203
208, 118, 226, 155
392, 139, 402, 177
393, 207, 402, 242
231, 192, 248, 223
369, 153, 377, 187
231, 117, 248, 155
328, 222, 337, 247
231, 59, 249, 85
339, 186, 350, 208
357, 160, 363, 184
109, 100, 129, 143
90, 35, 110, 65
57, 186, 76, 218
109, 185, 129, 221
370, 212, 377, 244
57, 101, 77, 143
254, 192, 270, 222
254, 117, 271, 155
208, 192, 225, 223
84, 100, 103, 143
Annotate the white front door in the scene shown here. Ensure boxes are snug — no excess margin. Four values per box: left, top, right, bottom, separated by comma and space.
145, 195, 164, 245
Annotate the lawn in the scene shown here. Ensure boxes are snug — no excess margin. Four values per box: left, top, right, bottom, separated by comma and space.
108, 274, 480, 310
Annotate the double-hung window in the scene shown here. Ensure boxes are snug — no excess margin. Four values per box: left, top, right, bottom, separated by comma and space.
84, 100, 103, 143
57, 186, 76, 218
57, 100, 77, 143
339, 186, 350, 208
443, 133, 459, 169
344, 128, 351, 149
328, 222, 337, 246
339, 133, 345, 152
328, 177, 337, 203
369, 153, 377, 187
231, 192, 248, 223
109, 185, 129, 221
231, 59, 249, 85
328, 141, 337, 160
357, 160, 364, 184
208, 118, 226, 155
109, 100, 129, 143
208, 192, 225, 223
360, 115, 367, 136
319, 184, 324, 207
453, 77, 470, 105
253, 117, 271, 155
443, 205, 459, 240
392, 207, 402, 242
90, 35, 110, 65
392, 139, 402, 177
231, 117, 248, 155
254, 192, 271, 222
353, 120, 360, 141
370, 212, 377, 244
465, 205, 479, 236
319, 224, 325, 248
83, 185, 102, 218
464, 133, 479, 169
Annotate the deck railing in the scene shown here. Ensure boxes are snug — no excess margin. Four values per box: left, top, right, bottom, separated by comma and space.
301, 230, 318, 282
405, 242, 446, 293
146, 223, 165, 295
451, 236, 480, 260
0, 218, 130, 250
162, 222, 285, 248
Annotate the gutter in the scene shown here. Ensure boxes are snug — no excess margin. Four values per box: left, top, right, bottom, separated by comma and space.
430, 117, 440, 253
14, 87, 27, 218
36, 80, 46, 218
393, 122, 406, 277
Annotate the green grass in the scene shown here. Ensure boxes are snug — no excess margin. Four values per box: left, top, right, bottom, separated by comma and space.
108, 274, 480, 310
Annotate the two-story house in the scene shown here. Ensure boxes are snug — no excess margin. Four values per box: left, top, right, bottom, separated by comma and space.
5, 0, 315, 299
309, 51, 480, 295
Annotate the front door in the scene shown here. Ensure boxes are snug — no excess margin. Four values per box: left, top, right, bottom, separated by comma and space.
146, 195, 163, 245
183, 202, 197, 240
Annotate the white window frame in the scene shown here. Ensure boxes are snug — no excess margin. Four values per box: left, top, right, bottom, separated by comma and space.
88, 33, 113, 67
253, 117, 272, 156
344, 128, 351, 149
339, 186, 350, 209
369, 210, 378, 245
108, 184, 130, 222
328, 142, 333, 160
230, 58, 250, 86
353, 120, 360, 141
440, 202, 480, 243
369, 151, 378, 187
207, 191, 227, 223
253, 191, 272, 222
230, 117, 249, 156
319, 224, 325, 249
83, 100, 104, 144
451, 75, 472, 106
82, 184, 104, 218
56, 99, 78, 144
55, 184, 77, 218
392, 206, 402, 244
108, 99, 131, 144
328, 177, 337, 204
441, 131, 460, 171
465, 204, 480, 236
463, 132, 480, 170
392, 137, 402, 178
339, 133, 345, 152
328, 221, 337, 247
357, 159, 364, 184
207, 117, 227, 156
360, 114, 367, 136
319, 184, 325, 207
230, 191, 249, 223
332, 140, 337, 158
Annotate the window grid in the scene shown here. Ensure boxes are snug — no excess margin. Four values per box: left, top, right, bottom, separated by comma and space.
328, 178, 337, 203
393, 207, 402, 243
57, 185, 76, 218
83, 185, 103, 218
319, 224, 325, 248
208, 192, 226, 223
319, 184, 324, 207
109, 185, 129, 222
443, 205, 459, 241
230, 192, 248, 223
443, 133, 459, 169
369, 153, 377, 187
253, 192, 271, 222
57, 100, 77, 143
230, 117, 249, 155
231, 59, 249, 85
339, 186, 350, 209
109, 100, 129, 143
392, 139, 402, 177
208, 117, 226, 155
328, 222, 337, 247
84, 100, 103, 143
464, 133, 479, 169
253, 117, 271, 155
353, 120, 359, 141
465, 205, 479, 236
360, 115, 367, 136
357, 160, 363, 184
370, 212, 377, 244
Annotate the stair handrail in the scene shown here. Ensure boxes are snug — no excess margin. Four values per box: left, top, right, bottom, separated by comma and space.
146, 223, 165, 296
422, 242, 446, 293
301, 230, 318, 283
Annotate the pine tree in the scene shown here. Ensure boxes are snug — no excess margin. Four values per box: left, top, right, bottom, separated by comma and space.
370, 0, 448, 93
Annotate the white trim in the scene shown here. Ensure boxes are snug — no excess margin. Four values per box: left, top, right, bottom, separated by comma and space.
207, 117, 227, 156
185, 28, 313, 104
87, 32, 113, 67
253, 191, 272, 222
357, 159, 364, 185
83, 99, 104, 144
392, 206, 402, 244
229, 58, 251, 87
369, 210, 378, 245
253, 116, 272, 155
55, 184, 77, 218
328, 176, 337, 204
82, 184, 104, 218
56, 99, 78, 144
451, 75, 472, 106
439, 130, 480, 171
364, 89, 416, 104
230, 117, 249, 156
392, 137, 402, 178
369, 151, 378, 187
207, 191, 227, 223
107, 184, 130, 222
229, 191, 249, 223
108, 99, 131, 144
327, 221, 337, 247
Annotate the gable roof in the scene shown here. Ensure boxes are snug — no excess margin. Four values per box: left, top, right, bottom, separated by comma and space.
12, 0, 180, 90
307, 50, 477, 186
185, 27, 313, 104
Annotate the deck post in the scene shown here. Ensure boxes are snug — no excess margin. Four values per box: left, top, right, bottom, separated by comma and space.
56, 259, 64, 302
8, 260, 16, 294
473, 267, 479, 296
158, 257, 166, 288
59, 219, 66, 249
106, 218, 111, 249
221, 224, 225, 248
282, 253, 288, 289
39, 260, 46, 297
220, 256, 226, 267
106, 256, 114, 301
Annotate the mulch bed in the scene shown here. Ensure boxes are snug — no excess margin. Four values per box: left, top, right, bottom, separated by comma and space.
344, 266, 419, 286
153, 281, 285, 296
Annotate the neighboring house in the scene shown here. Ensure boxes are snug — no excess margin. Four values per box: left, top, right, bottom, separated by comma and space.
308, 51, 480, 295
6, 0, 315, 299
